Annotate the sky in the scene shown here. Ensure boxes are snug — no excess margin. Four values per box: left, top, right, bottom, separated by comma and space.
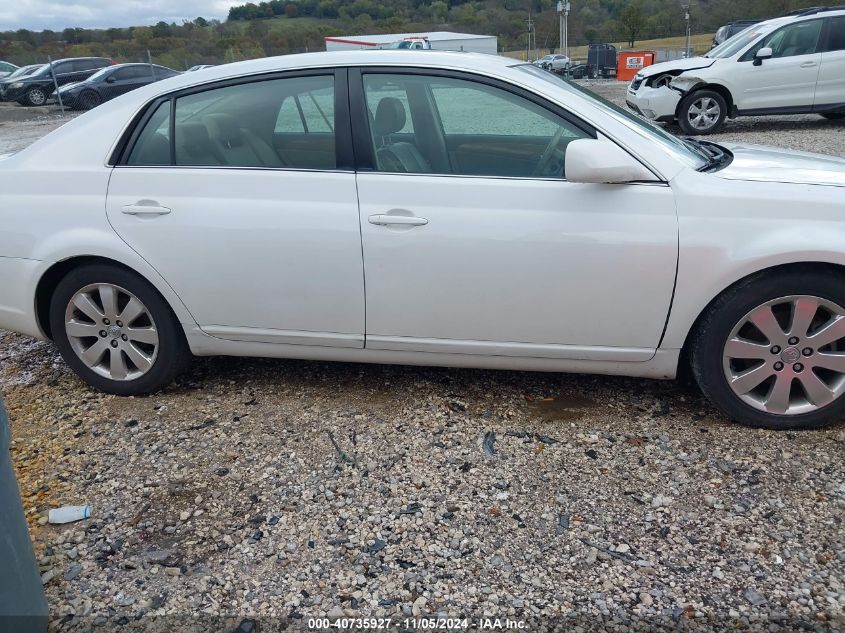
0, 1, 243, 32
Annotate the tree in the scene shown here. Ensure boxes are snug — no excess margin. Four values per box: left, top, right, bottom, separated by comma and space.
285, 3, 299, 17
618, 1, 646, 47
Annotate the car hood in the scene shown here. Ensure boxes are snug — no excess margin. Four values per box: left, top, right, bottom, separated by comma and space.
58, 81, 84, 92
638, 56, 716, 78
715, 142, 845, 188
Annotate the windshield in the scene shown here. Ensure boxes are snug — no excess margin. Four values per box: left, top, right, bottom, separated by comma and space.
517, 64, 708, 169
87, 66, 121, 81
8, 64, 44, 79
705, 23, 776, 58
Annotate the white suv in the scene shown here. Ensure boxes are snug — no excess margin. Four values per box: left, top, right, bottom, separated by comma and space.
626, 7, 845, 134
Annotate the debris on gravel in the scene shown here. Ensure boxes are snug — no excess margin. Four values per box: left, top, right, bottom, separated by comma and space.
1, 84, 844, 632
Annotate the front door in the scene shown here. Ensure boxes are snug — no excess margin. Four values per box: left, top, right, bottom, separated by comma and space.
736, 18, 823, 111
353, 70, 678, 361
106, 70, 366, 348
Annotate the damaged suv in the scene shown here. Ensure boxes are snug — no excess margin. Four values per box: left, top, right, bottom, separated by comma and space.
626, 6, 845, 134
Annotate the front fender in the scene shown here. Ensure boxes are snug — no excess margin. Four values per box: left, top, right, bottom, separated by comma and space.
663, 170, 845, 350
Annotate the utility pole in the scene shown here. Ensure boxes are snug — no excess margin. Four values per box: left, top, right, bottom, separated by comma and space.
558, 1, 563, 54
683, 3, 691, 57
526, 13, 535, 61
564, 0, 570, 59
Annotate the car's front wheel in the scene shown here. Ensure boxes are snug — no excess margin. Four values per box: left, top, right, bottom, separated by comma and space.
23, 87, 47, 107
78, 90, 101, 110
49, 264, 191, 395
677, 89, 727, 135
690, 269, 845, 429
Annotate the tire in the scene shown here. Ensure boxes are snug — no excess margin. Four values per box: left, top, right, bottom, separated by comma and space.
821, 113, 844, 120
49, 264, 191, 395
78, 90, 101, 110
23, 87, 47, 107
677, 89, 727, 135
689, 268, 845, 430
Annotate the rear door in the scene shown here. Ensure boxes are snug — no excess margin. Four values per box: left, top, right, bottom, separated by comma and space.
814, 15, 845, 111
352, 69, 678, 361
735, 18, 823, 111
106, 69, 366, 348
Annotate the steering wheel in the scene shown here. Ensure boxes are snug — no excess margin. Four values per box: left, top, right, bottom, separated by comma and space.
532, 126, 566, 178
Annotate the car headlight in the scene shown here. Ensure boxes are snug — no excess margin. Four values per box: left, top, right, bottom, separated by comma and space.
9, 82, 23, 89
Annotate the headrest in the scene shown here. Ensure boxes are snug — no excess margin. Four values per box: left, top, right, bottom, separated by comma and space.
204, 113, 244, 148
177, 122, 211, 146
374, 97, 406, 137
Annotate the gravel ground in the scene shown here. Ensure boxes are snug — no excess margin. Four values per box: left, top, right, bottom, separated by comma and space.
1, 84, 844, 633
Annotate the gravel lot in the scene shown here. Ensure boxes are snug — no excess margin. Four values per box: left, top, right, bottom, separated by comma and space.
1, 82, 844, 633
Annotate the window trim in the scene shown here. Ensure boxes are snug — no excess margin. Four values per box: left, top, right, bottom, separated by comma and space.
348, 66, 597, 175
111, 67, 354, 171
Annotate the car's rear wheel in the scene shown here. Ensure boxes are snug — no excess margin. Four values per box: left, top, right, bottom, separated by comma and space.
677, 89, 727, 135
78, 90, 101, 110
24, 87, 47, 107
821, 112, 844, 120
49, 264, 191, 395
690, 269, 845, 429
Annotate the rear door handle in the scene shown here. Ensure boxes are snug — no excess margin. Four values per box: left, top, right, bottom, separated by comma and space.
122, 203, 171, 216
800, 61, 817, 68
368, 214, 428, 226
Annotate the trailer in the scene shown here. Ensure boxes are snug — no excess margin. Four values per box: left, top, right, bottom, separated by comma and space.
325, 31, 498, 55
586, 43, 617, 79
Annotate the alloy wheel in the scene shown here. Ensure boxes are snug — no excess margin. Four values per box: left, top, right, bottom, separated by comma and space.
687, 96, 721, 131
64, 283, 159, 381
722, 295, 845, 415
27, 88, 46, 106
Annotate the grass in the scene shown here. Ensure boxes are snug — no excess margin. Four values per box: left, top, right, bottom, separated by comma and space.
502, 32, 715, 62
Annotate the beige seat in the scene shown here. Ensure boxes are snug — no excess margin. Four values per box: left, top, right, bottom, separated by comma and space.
203, 113, 283, 167
174, 122, 224, 166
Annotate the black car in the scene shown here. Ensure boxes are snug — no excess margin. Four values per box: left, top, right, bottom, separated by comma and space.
55, 63, 180, 110
711, 20, 761, 48
0, 64, 44, 101
0, 57, 112, 106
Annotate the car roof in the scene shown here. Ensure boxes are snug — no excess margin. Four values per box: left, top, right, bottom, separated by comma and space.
138, 50, 518, 94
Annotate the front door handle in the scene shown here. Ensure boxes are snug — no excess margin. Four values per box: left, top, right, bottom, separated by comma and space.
122, 202, 171, 216
368, 214, 428, 226
800, 61, 817, 68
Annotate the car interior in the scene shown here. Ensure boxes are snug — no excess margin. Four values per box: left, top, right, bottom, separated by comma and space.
126, 72, 588, 178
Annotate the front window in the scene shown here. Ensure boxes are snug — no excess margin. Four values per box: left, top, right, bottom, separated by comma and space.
363, 72, 590, 178
517, 64, 708, 169
739, 19, 823, 61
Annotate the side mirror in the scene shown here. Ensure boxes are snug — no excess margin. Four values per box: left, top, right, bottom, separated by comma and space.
753, 47, 773, 66
564, 139, 657, 184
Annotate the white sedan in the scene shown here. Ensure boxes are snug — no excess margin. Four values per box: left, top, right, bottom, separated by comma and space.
1, 50, 845, 430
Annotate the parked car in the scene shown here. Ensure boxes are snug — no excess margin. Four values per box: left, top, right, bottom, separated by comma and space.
1, 50, 845, 429
0, 60, 19, 80
2, 57, 113, 106
626, 7, 845, 134
711, 19, 761, 48
0, 65, 45, 100
55, 63, 180, 110
534, 53, 571, 73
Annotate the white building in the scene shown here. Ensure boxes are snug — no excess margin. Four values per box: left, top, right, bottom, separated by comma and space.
324, 31, 498, 55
